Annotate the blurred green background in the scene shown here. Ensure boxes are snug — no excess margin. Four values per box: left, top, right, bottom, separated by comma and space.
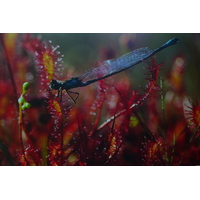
36, 33, 200, 99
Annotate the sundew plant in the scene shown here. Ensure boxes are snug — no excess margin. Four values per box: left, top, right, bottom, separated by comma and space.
0, 33, 199, 166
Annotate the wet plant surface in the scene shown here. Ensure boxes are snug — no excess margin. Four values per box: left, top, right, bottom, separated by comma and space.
0, 33, 199, 166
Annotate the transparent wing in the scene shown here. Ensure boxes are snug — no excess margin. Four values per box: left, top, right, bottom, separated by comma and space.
78, 47, 154, 83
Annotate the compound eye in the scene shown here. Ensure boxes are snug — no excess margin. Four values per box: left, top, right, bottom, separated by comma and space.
50, 80, 60, 90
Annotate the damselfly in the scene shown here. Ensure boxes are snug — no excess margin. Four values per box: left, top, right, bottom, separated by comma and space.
50, 37, 179, 103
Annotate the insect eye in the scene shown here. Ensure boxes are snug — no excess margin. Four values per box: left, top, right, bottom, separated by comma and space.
50, 80, 60, 90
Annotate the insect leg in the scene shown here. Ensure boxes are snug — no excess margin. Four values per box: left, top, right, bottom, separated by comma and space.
59, 89, 63, 103
66, 90, 79, 104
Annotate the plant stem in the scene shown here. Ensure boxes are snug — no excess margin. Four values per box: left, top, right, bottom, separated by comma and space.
159, 77, 167, 139
159, 77, 169, 162
18, 105, 30, 165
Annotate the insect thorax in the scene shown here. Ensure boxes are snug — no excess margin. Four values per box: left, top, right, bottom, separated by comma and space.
63, 77, 82, 91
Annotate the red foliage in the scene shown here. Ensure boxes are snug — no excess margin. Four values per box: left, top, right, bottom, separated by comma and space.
0, 33, 199, 166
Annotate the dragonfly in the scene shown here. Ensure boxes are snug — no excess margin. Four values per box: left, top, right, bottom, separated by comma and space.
50, 37, 179, 103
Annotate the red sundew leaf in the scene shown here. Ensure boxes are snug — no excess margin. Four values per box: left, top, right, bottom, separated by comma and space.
21, 34, 64, 94
35, 43, 64, 91
90, 80, 106, 115
46, 97, 73, 165
144, 137, 167, 166
107, 132, 117, 159
24, 147, 43, 166
46, 143, 63, 166
131, 57, 162, 105
47, 99, 63, 131
46, 95, 76, 131
15, 147, 38, 166
104, 117, 123, 165
184, 98, 200, 137
21, 34, 42, 53
18, 154, 28, 166
47, 99, 62, 120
